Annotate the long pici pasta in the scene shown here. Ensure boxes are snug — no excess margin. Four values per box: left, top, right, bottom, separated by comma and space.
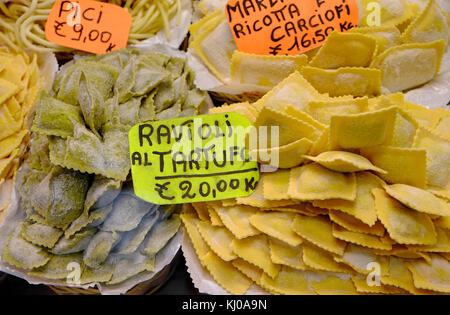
0, 0, 182, 53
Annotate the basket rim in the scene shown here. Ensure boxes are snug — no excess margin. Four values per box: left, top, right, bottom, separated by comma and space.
46, 252, 181, 295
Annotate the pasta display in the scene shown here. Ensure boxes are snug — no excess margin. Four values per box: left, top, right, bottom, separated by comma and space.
0, 48, 42, 223
1, 48, 208, 287
183, 71, 450, 295
188, 0, 449, 98
0, 0, 448, 297
0, 0, 183, 53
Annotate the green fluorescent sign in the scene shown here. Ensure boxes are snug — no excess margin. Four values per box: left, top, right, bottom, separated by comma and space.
129, 113, 260, 204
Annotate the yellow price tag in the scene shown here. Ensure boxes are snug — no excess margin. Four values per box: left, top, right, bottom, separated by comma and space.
129, 113, 260, 204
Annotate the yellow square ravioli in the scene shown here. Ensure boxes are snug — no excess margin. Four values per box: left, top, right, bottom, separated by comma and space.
350, 26, 402, 53
301, 66, 382, 97
292, 215, 346, 256
200, 251, 253, 295
381, 256, 432, 294
221, 198, 237, 207
361, 146, 427, 189
260, 266, 315, 295
263, 170, 291, 201
230, 51, 308, 87
310, 31, 378, 69
253, 72, 322, 112
304, 204, 329, 216
306, 97, 369, 125
402, 0, 450, 46
314, 172, 385, 227
308, 127, 329, 157
0, 130, 27, 159
4, 97, 21, 122
190, 16, 235, 82
215, 205, 261, 239
413, 127, 450, 190
384, 184, 450, 217
206, 205, 224, 227
191, 202, 210, 222
0, 78, 19, 105
282, 105, 327, 132
254, 106, 320, 147
329, 210, 385, 237
329, 107, 397, 150
352, 275, 406, 294
375, 245, 430, 260
181, 213, 211, 259
266, 203, 322, 216
373, 188, 437, 245
269, 238, 309, 271
335, 244, 389, 276
310, 275, 358, 295
368, 93, 405, 111
332, 224, 392, 250
288, 163, 356, 202
209, 102, 257, 124
371, 40, 445, 93
407, 254, 450, 293
230, 235, 280, 279
249, 212, 304, 247
391, 108, 419, 148
231, 258, 264, 284
398, 101, 441, 128
0, 105, 22, 140
408, 228, 450, 253
236, 176, 295, 208
198, 222, 237, 261
302, 242, 354, 274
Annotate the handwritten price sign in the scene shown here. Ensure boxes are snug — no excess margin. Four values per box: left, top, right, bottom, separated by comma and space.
226, 0, 359, 56
129, 113, 260, 205
45, 0, 132, 54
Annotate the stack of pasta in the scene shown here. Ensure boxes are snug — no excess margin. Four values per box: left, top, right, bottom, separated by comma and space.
182, 0, 450, 295
0, 48, 41, 223
188, 0, 449, 96
1, 48, 208, 288
182, 68, 450, 294
0, 0, 184, 53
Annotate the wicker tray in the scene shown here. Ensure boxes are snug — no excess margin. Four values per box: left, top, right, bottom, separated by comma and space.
0, 272, 6, 284
209, 91, 264, 105
48, 252, 180, 295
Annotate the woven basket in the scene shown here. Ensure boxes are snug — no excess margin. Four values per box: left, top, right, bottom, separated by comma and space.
48, 253, 180, 295
54, 52, 76, 66
179, 36, 189, 52
0, 272, 6, 284
209, 91, 264, 105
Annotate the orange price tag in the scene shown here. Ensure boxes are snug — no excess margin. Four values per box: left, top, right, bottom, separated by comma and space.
226, 0, 359, 56
45, 0, 132, 54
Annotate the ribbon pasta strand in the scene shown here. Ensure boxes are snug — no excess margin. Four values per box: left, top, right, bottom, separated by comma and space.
0, 0, 182, 52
